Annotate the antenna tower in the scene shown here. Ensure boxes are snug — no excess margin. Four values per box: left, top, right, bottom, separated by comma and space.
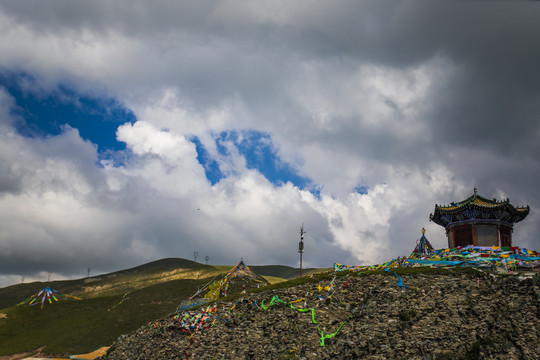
299, 224, 305, 277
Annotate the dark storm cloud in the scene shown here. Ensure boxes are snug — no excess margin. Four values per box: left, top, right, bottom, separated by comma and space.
384, 2, 540, 158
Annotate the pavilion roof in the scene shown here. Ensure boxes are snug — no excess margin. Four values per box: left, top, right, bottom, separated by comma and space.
430, 188, 529, 227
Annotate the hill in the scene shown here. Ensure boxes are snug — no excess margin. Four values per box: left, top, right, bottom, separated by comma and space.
0, 258, 313, 356
0, 258, 215, 309
100, 268, 540, 360
249, 265, 321, 279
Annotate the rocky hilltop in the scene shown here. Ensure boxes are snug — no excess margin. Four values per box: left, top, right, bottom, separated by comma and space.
100, 269, 539, 359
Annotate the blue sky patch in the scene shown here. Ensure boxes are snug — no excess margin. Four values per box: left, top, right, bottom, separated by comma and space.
0, 71, 136, 161
190, 136, 225, 185
354, 185, 369, 195
193, 130, 317, 193
220, 130, 312, 189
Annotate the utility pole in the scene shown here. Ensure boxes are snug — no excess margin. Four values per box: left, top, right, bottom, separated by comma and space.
205, 255, 209, 264
299, 224, 305, 277
194, 251, 199, 262
87, 267, 91, 278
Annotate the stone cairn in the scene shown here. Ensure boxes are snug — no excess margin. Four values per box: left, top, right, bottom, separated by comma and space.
100, 268, 539, 360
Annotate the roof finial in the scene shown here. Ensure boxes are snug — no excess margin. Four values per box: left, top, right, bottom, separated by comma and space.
473, 187, 477, 197
421, 228, 425, 235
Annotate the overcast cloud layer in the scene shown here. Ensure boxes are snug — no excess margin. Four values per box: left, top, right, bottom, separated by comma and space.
1, 1, 539, 288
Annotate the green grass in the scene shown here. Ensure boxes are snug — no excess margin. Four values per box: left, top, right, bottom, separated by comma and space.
0, 277, 209, 356
261, 275, 288, 284
0, 279, 86, 310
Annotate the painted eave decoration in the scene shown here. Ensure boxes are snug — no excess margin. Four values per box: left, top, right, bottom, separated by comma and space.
430, 188, 529, 228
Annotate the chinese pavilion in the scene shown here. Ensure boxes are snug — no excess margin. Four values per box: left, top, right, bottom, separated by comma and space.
430, 188, 529, 248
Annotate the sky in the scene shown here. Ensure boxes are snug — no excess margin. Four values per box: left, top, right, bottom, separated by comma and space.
0, 0, 539, 288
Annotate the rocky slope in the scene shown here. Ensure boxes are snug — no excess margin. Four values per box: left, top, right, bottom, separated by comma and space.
100, 269, 539, 359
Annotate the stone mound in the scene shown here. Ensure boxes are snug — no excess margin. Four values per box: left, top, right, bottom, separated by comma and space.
100, 271, 539, 360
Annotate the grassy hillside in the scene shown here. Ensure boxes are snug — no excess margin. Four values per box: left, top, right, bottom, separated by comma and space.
0, 258, 323, 356
0, 280, 82, 310
0, 277, 209, 355
0, 258, 218, 309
